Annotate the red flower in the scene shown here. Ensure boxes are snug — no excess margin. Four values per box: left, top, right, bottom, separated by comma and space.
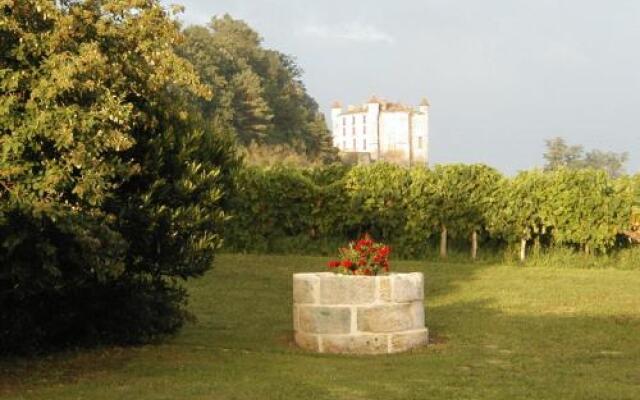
377, 245, 391, 257
327, 236, 391, 275
341, 260, 354, 268
357, 234, 373, 248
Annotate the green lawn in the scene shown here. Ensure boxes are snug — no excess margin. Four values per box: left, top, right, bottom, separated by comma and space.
2, 254, 640, 399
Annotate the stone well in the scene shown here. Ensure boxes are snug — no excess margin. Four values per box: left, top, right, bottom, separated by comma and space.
292, 272, 428, 354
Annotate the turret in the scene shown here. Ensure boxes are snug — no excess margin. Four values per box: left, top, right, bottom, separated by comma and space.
366, 96, 381, 160
418, 97, 430, 114
330, 101, 342, 124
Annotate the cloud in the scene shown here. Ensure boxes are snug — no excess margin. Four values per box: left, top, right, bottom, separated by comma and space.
301, 21, 394, 44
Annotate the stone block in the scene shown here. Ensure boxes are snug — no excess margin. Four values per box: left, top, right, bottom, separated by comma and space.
390, 329, 428, 353
319, 275, 375, 305
410, 300, 425, 328
295, 332, 320, 352
298, 305, 352, 334
392, 273, 424, 303
377, 276, 391, 302
322, 334, 390, 354
293, 273, 320, 304
357, 301, 424, 333
293, 272, 428, 354
293, 305, 299, 330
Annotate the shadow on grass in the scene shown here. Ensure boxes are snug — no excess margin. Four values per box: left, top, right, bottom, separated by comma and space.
1, 254, 639, 399
0, 254, 490, 396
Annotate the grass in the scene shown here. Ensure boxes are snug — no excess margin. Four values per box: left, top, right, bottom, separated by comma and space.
1, 254, 640, 399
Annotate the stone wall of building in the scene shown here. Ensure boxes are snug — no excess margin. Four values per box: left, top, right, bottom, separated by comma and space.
293, 272, 428, 354
330, 98, 429, 166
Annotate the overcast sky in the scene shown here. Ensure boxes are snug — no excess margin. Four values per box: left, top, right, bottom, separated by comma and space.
167, 0, 640, 174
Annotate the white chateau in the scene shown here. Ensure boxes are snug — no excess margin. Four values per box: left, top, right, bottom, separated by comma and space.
330, 97, 430, 166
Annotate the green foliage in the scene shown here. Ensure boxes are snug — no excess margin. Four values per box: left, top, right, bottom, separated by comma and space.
543, 137, 628, 177
225, 164, 638, 259
492, 170, 554, 242
225, 166, 316, 251
403, 167, 439, 253
0, 0, 236, 354
239, 142, 329, 168
545, 169, 630, 252
428, 164, 503, 237
178, 15, 338, 164
344, 163, 410, 240
631, 174, 640, 227
404, 164, 501, 255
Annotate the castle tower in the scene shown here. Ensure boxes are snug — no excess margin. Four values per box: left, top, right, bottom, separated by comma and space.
366, 97, 381, 160
418, 97, 430, 113
330, 101, 342, 122
415, 98, 430, 166
330, 101, 343, 148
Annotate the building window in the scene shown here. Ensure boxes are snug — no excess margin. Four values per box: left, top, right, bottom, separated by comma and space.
352, 116, 355, 124
352, 126, 355, 135
353, 138, 356, 150
343, 117, 346, 126
363, 125, 366, 134
417, 137, 423, 149
363, 138, 367, 150
343, 140, 346, 149
343, 126, 346, 136
363, 115, 366, 124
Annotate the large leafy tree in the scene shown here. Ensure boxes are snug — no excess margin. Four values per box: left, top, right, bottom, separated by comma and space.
0, 0, 236, 353
543, 137, 585, 170
178, 23, 272, 145
543, 137, 628, 177
179, 15, 338, 163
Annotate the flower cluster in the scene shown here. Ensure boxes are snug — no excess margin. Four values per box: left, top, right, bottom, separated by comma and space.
327, 234, 391, 275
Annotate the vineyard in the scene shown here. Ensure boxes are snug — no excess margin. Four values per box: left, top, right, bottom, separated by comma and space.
225, 163, 640, 260
628, 206, 640, 242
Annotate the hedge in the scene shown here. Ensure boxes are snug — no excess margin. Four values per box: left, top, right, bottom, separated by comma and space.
224, 163, 639, 259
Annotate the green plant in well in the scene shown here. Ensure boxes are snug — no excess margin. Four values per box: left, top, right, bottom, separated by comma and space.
0, 0, 236, 353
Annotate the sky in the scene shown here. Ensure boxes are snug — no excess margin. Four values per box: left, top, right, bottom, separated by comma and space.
166, 0, 640, 174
